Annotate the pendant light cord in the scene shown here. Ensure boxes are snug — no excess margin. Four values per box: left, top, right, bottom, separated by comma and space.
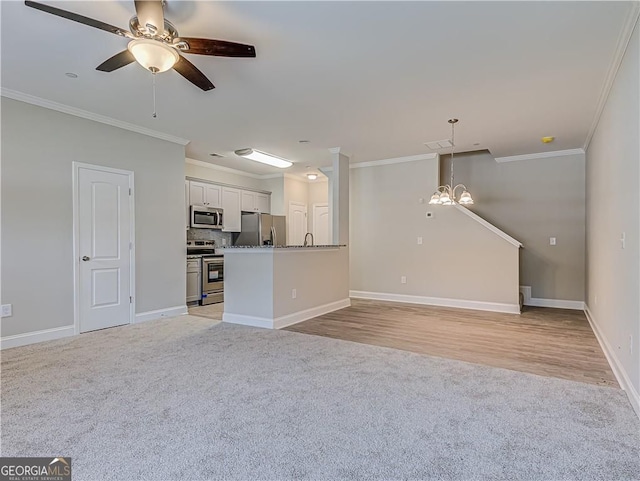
450, 120, 455, 187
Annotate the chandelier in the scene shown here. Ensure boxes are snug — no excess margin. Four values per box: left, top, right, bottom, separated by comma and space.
429, 119, 474, 205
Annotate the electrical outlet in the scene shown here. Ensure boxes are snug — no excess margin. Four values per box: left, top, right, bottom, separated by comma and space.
401, 276, 407, 284
549, 237, 556, 246
417, 237, 423, 245
621, 232, 626, 249
418, 198, 425, 204
1, 304, 12, 318
291, 289, 297, 299
594, 295, 598, 306
426, 212, 434, 219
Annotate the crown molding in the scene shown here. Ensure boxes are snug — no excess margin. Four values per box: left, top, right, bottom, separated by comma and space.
583, 3, 640, 152
1, 88, 190, 146
323, 153, 438, 172
494, 148, 585, 163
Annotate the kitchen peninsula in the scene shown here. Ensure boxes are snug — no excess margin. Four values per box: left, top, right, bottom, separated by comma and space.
222, 245, 349, 329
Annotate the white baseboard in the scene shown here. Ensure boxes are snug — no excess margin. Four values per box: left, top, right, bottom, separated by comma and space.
134, 305, 188, 324
584, 305, 640, 418
350, 291, 520, 314
526, 298, 585, 310
223, 298, 351, 330
519, 286, 584, 310
273, 298, 351, 329
0, 325, 75, 350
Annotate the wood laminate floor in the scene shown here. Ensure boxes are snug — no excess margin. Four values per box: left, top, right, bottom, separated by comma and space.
286, 299, 618, 388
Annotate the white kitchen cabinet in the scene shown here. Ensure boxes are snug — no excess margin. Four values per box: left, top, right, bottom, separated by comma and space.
189, 181, 221, 207
241, 190, 271, 213
255, 193, 270, 213
186, 259, 201, 303
222, 187, 241, 232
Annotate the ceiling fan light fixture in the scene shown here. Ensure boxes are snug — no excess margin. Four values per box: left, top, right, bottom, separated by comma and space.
234, 148, 293, 169
127, 39, 178, 73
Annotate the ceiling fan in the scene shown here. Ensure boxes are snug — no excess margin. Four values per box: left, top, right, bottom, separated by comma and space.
24, 0, 257, 91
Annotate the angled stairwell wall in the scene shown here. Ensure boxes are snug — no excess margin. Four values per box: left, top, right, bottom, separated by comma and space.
350, 155, 521, 313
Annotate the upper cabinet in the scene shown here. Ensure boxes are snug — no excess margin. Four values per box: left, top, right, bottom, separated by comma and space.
186, 179, 271, 232
221, 187, 241, 232
241, 190, 271, 213
189, 181, 221, 207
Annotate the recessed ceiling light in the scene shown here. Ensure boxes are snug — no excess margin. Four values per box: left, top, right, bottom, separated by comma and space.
298, 140, 310, 144
209, 153, 224, 158
65, 72, 78, 78
473, 143, 480, 146
424, 139, 453, 150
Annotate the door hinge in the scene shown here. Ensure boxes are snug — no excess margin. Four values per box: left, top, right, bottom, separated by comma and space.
129, 188, 132, 195
129, 242, 132, 250
130, 296, 133, 303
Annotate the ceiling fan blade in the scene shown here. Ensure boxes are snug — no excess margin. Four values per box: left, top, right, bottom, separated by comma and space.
24, 1, 132, 38
134, 0, 165, 35
173, 56, 215, 91
96, 50, 136, 72
178, 38, 256, 58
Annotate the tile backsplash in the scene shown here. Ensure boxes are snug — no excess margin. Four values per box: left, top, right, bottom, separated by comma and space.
187, 228, 233, 246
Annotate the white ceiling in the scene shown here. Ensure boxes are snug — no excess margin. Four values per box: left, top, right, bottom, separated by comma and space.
1, 1, 635, 175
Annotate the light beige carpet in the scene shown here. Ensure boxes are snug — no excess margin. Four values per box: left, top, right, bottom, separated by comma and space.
2, 314, 639, 480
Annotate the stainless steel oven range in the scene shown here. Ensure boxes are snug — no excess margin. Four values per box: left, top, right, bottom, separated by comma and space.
201, 256, 224, 305
186, 240, 224, 305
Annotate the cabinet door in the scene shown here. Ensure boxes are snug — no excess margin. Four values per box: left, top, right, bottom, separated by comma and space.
186, 269, 201, 303
222, 187, 241, 232
205, 184, 222, 207
189, 181, 207, 206
256, 193, 270, 213
241, 191, 255, 212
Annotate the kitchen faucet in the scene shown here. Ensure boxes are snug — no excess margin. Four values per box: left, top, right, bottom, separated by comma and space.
303, 232, 314, 247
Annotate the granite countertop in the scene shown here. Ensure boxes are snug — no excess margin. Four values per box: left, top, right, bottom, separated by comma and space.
223, 245, 346, 249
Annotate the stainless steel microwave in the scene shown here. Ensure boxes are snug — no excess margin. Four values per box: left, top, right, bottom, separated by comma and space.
190, 205, 223, 229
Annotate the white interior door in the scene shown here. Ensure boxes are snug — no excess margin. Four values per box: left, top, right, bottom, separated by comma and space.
288, 202, 307, 246
313, 203, 330, 245
76, 164, 133, 333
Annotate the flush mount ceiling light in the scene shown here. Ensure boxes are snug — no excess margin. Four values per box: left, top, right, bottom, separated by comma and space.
234, 149, 293, 169
307, 173, 318, 180
127, 39, 179, 73
429, 119, 474, 206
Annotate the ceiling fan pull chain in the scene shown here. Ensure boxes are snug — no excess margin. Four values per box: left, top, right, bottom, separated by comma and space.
152, 71, 157, 118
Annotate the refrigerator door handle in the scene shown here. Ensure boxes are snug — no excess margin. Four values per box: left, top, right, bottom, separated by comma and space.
271, 226, 277, 246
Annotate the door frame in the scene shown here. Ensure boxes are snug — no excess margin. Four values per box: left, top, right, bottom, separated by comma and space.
72, 162, 136, 335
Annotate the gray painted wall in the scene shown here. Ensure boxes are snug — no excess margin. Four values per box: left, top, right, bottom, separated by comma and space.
349, 158, 520, 306
586, 22, 639, 400
1, 98, 186, 337
441, 150, 585, 301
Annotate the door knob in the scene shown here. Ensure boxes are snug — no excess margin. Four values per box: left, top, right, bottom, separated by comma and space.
82, 256, 90, 261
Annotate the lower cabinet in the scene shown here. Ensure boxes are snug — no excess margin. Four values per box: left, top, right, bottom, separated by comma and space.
186, 259, 201, 303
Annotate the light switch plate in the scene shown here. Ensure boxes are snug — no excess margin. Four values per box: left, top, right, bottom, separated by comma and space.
1, 304, 12, 318
549, 237, 556, 246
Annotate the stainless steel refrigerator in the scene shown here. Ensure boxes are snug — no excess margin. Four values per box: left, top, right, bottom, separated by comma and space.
234, 213, 287, 247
